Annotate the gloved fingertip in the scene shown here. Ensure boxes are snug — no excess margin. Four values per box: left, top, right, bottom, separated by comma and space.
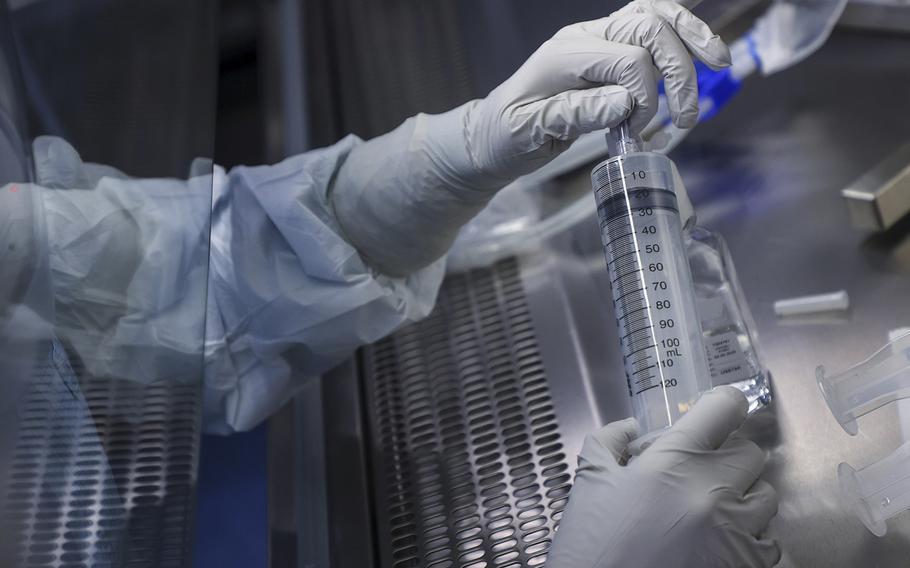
664, 385, 749, 451
713, 36, 733, 67
762, 537, 783, 566
585, 416, 640, 465
602, 87, 635, 129
619, 416, 640, 436
617, 90, 635, 120
596, 416, 640, 441
703, 35, 732, 69
713, 385, 749, 417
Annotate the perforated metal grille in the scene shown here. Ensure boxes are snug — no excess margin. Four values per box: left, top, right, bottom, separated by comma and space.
3, 350, 201, 568
363, 258, 571, 568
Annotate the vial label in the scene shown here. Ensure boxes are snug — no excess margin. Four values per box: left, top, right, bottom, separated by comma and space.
705, 331, 751, 385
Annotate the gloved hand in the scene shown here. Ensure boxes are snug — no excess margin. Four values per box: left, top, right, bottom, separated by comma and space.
463, 0, 731, 182
547, 386, 780, 568
330, 0, 730, 277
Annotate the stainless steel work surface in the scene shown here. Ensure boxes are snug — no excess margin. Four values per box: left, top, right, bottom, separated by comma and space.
669, 29, 910, 567
313, 28, 910, 568
507, 27, 910, 567
491, 27, 910, 566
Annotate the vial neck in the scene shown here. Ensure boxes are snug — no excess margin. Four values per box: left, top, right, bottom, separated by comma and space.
607, 122, 641, 156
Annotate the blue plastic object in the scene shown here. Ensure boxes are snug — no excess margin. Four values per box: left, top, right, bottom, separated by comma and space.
658, 60, 742, 124
194, 426, 268, 568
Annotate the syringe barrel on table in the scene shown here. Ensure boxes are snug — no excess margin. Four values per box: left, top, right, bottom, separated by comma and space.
591, 124, 713, 437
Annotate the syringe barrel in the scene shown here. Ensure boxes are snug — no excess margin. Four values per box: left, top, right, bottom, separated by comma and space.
838, 441, 910, 537
817, 332, 910, 436
591, 150, 712, 436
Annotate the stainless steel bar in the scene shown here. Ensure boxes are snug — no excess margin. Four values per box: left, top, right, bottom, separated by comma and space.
842, 142, 910, 231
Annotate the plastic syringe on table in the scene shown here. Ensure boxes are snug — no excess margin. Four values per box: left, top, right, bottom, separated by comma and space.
591, 122, 712, 439
816, 332, 910, 536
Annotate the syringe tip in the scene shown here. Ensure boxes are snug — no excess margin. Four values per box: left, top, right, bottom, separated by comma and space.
607, 122, 641, 157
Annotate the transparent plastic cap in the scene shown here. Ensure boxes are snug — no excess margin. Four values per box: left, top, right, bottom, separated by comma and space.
838, 441, 910, 537
817, 333, 910, 436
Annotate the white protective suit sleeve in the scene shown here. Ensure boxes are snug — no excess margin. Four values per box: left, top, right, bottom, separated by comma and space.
33, 135, 444, 434
205, 138, 446, 432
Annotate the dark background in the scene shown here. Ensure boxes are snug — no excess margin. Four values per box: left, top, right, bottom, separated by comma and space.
10, 0, 632, 172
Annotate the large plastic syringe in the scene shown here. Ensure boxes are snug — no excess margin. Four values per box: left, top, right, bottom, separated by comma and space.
591, 123, 713, 438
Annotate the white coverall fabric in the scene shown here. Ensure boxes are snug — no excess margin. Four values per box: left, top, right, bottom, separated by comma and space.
32, 136, 445, 433
205, 139, 445, 432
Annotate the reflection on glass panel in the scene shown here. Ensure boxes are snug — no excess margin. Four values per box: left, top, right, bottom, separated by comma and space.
0, 1, 215, 566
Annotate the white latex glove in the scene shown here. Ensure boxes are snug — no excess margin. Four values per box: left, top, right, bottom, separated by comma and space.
466, 0, 732, 182
547, 386, 780, 568
330, 0, 730, 276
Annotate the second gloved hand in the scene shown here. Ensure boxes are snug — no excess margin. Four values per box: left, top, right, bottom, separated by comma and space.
547, 386, 780, 568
